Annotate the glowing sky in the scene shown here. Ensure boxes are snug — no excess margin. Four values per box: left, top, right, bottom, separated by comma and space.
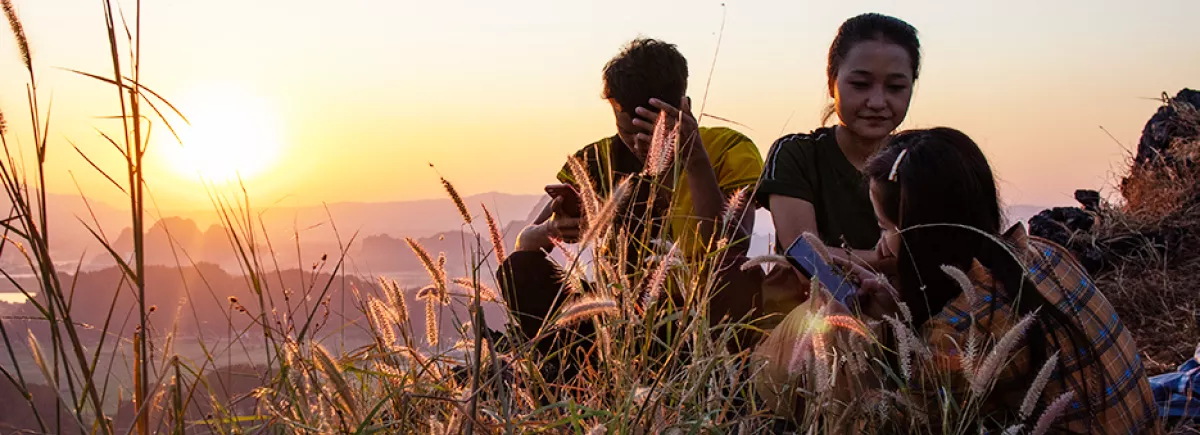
0, 0, 1196, 211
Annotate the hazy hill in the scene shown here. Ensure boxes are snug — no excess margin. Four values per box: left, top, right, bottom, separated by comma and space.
0, 263, 506, 347
4, 187, 1047, 277
0, 191, 127, 271
164, 192, 543, 243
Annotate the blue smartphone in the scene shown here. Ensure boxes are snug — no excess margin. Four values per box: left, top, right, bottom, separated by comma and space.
785, 237, 857, 305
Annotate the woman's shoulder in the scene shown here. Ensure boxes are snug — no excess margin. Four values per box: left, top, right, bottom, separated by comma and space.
769, 127, 837, 155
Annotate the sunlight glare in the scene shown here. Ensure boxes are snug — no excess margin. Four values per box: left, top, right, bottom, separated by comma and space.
162, 87, 283, 184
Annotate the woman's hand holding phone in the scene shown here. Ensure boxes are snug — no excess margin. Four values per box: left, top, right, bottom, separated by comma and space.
831, 256, 900, 321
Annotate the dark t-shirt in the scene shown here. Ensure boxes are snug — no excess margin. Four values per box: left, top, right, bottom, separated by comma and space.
754, 127, 879, 251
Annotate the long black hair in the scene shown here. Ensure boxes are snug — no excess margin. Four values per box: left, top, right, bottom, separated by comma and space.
864, 127, 1102, 419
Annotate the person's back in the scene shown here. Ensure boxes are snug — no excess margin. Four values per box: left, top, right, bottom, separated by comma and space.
918, 228, 1157, 433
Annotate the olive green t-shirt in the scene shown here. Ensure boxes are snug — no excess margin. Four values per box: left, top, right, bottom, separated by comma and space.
754, 127, 879, 251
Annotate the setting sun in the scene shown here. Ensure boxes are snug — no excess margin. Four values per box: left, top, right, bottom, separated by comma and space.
160, 87, 283, 183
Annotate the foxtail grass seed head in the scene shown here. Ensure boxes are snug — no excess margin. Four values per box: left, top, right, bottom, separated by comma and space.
962, 327, 980, 379
972, 311, 1038, 397
884, 315, 916, 381
406, 236, 437, 277
565, 274, 585, 296
897, 300, 914, 324
0, 109, 6, 136
1021, 351, 1061, 419
1032, 391, 1075, 435
824, 315, 869, 339
482, 204, 506, 262
368, 298, 397, 347
812, 334, 832, 393
581, 177, 631, 245
800, 232, 833, 263
644, 113, 678, 177
406, 237, 448, 299
2, 0, 29, 71
452, 277, 500, 302
380, 277, 410, 324
741, 254, 790, 271
566, 156, 600, 218
424, 300, 439, 347
641, 242, 678, 308
722, 186, 750, 226
311, 343, 358, 420
555, 295, 618, 327
27, 330, 52, 388
441, 177, 471, 224
436, 253, 450, 302
786, 330, 814, 377
415, 285, 439, 302
941, 264, 977, 305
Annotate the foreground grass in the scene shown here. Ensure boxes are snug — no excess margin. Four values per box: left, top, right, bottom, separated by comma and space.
0, 1, 1194, 434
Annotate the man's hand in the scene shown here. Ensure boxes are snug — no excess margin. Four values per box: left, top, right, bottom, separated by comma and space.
515, 196, 584, 252
632, 97, 708, 167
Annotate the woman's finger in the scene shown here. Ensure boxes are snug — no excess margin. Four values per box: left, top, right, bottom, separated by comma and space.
830, 254, 875, 280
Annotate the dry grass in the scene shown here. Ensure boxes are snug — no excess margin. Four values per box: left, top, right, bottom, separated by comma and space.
1071, 94, 1200, 375
0, 2, 1190, 433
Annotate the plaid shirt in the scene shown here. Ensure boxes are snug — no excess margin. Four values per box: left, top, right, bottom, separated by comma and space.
918, 227, 1158, 434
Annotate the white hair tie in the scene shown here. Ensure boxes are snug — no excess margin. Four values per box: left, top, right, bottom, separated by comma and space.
888, 149, 909, 182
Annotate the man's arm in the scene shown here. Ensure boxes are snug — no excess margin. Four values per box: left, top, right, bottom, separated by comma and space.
770, 194, 878, 264
682, 142, 727, 245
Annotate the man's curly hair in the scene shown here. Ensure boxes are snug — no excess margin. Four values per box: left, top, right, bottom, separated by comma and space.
602, 38, 688, 115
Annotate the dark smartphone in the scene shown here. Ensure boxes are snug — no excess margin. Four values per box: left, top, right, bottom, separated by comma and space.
544, 184, 583, 218
785, 236, 857, 305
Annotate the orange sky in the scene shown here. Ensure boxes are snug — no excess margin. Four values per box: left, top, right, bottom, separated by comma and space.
0, 0, 1197, 212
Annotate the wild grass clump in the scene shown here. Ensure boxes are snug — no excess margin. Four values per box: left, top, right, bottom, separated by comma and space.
1053, 92, 1200, 374
0, 2, 1180, 433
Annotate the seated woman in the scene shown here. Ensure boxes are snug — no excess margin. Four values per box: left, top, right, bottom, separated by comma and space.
757, 128, 1158, 433
755, 13, 920, 321
756, 13, 920, 265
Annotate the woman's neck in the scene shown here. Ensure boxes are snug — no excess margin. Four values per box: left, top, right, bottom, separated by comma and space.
834, 125, 886, 171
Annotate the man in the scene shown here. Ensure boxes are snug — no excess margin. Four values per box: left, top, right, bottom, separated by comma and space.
497, 38, 764, 357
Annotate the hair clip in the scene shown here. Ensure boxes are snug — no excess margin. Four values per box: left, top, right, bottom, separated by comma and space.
888, 149, 909, 182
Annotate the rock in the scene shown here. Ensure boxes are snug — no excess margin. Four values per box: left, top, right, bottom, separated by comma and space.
1029, 191, 1103, 273
1075, 189, 1101, 212
1136, 88, 1200, 166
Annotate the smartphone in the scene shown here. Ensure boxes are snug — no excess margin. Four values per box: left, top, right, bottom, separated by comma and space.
544, 184, 583, 218
785, 237, 857, 305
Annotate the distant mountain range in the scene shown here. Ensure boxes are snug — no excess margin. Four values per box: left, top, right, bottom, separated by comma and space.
1, 192, 541, 272
1, 189, 1051, 276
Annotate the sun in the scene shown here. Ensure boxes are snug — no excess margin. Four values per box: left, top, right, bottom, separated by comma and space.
161, 86, 283, 183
